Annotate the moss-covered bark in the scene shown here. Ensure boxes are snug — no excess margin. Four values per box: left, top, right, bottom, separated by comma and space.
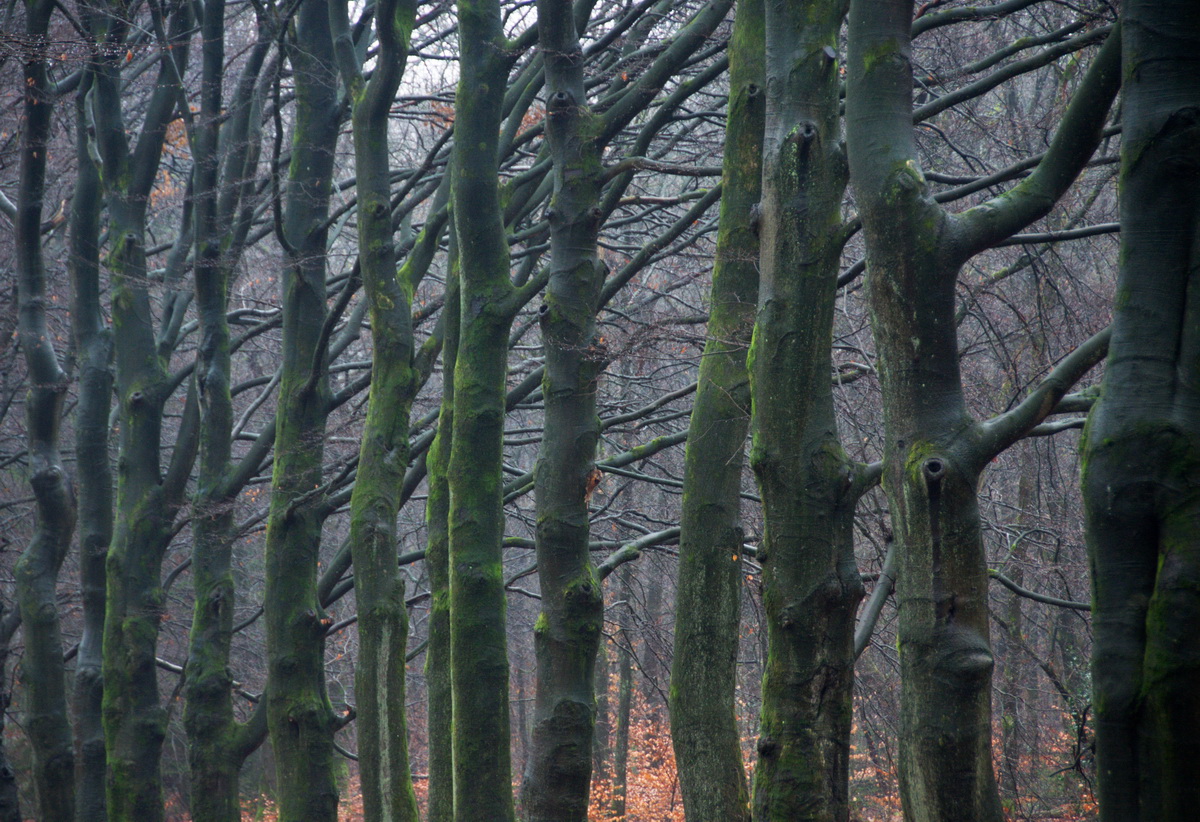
447, 4, 523, 818
520, 4, 607, 820
183, 4, 274, 819
669, 2, 762, 820
14, 4, 76, 816
518, 5, 736, 816
89, 3, 197, 818
745, 4, 870, 820
845, 4, 1120, 821
263, 1, 341, 818
1082, 4, 1200, 819
425, 257, 458, 822
331, 1, 422, 818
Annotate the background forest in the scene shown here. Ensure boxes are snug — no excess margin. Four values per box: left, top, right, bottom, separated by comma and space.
1, 0, 1195, 821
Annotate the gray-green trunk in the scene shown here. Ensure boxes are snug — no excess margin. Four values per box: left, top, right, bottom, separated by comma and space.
669, 1, 762, 819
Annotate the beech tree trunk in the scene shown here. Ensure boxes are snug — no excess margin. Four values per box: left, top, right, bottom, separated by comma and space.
183, 3, 274, 819
263, 0, 342, 817
611, 568, 634, 821
846, 4, 1120, 820
91, 3, 198, 818
425, 256, 458, 822
521, 3, 607, 819
14, 3, 76, 818
669, 1, 762, 819
746, 3, 875, 819
521, 3, 734, 816
1082, 4, 1200, 819
68, 66, 112, 822
331, 0, 425, 818
447, 3, 524, 818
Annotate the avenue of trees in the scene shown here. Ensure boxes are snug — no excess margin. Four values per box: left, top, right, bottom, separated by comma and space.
0, 0, 1194, 821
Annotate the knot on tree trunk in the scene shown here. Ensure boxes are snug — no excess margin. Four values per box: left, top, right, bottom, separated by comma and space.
549, 90, 574, 112
921, 456, 946, 487
1158, 106, 1200, 172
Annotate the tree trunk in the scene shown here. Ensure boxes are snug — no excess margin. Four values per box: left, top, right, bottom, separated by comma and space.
0, 611, 20, 822
1082, 4, 1200, 819
997, 459, 1035, 802
14, 3, 76, 818
331, 1, 423, 819
448, 2, 523, 818
521, 3, 606, 819
669, 1, 761, 818
592, 634, 611, 782
425, 259, 458, 822
747, 3, 871, 820
90, 3, 197, 818
184, 4, 274, 819
68, 66, 111, 822
264, 1, 341, 817
611, 568, 634, 820
846, 4, 1120, 820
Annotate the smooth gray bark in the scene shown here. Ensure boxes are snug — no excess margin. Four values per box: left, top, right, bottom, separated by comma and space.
14, 3, 76, 818
263, 1, 342, 818
1082, 3, 1200, 819
68, 67, 111, 822
669, 1, 761, 819
846, 4, 1120, 819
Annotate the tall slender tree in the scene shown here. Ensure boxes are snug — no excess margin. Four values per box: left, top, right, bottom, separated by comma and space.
14, 3, 76, 817
183, 2, 277, 818
522, 2, 734, 815
331, 0, 426, 816
447, 2, 529, 818
68, 64, 112, 822
521, 2, 611, 818
262, 0, 343, 817
669, 1, 762, 819
1082, 3, 1200, 819
425, 250, 459, 822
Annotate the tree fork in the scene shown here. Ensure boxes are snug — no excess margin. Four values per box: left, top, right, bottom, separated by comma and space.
747, 3, 872, 820
846, 3, 1120, 819
90, 2, 198, 818
332, 0, 423, 817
